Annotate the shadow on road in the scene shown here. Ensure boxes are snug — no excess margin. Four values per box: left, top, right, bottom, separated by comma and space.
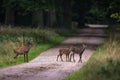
55, 28, 107, 50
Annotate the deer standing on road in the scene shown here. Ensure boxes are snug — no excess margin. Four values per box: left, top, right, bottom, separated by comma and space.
70, 44, 87, 62
56, 47, 72, 62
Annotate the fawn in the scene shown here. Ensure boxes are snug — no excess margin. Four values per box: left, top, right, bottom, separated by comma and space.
70, 44, 87, 62
56, 47, 72, 62
13, 39, 34, 62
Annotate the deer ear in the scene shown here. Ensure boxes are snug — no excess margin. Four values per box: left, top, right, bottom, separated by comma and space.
29, 38, 34, 42
27, 38, 34, 45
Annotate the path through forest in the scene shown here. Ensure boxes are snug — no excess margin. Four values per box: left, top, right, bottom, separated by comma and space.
0, 28, 107, 80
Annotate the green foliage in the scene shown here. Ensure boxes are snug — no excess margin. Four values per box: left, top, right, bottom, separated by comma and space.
111, 13, 120, 22
72, 0, 93, 25
96, 59, 120, 80
93, 0, 120, 23
84, 1, 109, 24
1, 0, 56, 14
1, 0, 120, 27
85, 6, 107, 24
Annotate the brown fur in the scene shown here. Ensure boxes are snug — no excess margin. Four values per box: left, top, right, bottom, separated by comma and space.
70, 44, 87, 62
13, 39, 34, 62
56, 47, 72, 62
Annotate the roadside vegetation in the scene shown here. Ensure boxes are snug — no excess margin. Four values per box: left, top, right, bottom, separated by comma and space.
0, 25, 78, 68
64, 25, 120, 80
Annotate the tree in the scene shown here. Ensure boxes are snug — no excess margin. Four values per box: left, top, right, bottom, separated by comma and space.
94, 0, 120, 23
109, 0, 120, 22
2, 0, 17, 25
85, 3, 108, 24
1, 0, 55, 27
72, 0, 93, 26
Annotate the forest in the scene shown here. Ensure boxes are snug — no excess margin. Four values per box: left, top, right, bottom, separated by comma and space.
0, 0, 120, 28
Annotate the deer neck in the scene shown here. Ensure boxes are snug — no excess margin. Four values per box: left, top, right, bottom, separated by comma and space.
26, 44, 32, 49
81, 47, 85, 53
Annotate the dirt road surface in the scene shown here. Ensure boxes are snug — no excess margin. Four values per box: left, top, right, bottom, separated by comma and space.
0, 28, 107, 80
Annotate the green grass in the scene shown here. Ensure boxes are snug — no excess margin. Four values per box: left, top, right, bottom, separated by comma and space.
0, 44, 56, 67
64, 25, 120, 80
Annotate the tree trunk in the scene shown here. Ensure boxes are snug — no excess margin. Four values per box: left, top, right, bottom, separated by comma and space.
55, 0, 64, 28
55, 0, 72, 28
43, 10, 56, 28
49, 10, 56, 27
5, 7, 15, 25
32, 11, 44, 27
46, 11, 51, 27
62, 0, 72, 28
56, 12, 64, 28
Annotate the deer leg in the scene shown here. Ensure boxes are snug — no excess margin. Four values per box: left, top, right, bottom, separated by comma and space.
56, 54, 60, 61
69, 54, 72, 62
78, 54, 82, 63
73, 53, 75, 62
68, 54, 69, 61
66, 54, 69, 62
67, 54, 70, 62
69, 54, 71, 62
26, 54, 28, 62
24, 54, 26, 62
60, 55, 63, 61
66, 54, 67, 61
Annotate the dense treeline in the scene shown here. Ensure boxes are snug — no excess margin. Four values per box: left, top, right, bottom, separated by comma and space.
0, 0, 120, 28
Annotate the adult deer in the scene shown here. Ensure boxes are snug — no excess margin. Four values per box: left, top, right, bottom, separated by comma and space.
13, 39, 34, 62
70, 44, 87, 62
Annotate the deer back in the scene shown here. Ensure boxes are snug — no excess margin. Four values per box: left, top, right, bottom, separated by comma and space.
71, 44, 86, 54
14, 46, 29, 54
14, 39, 34, 54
